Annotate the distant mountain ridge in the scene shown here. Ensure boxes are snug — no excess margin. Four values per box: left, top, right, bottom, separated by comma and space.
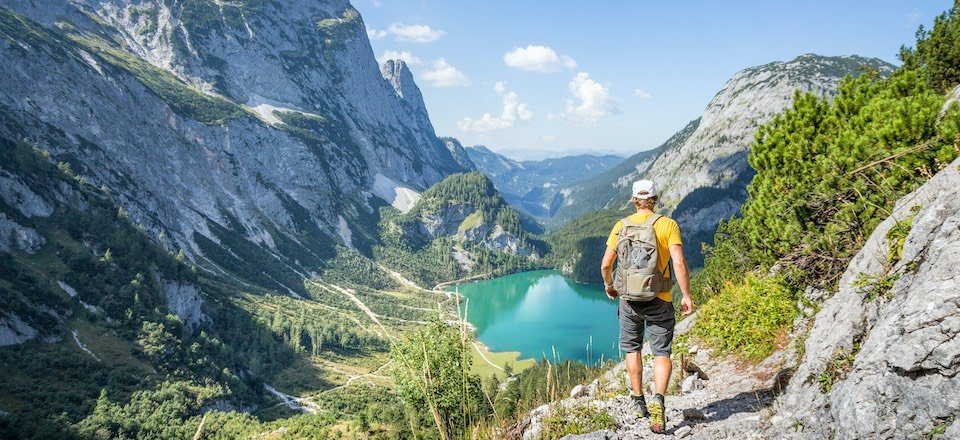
459, 143, 624, 217
549, 54, 895, 268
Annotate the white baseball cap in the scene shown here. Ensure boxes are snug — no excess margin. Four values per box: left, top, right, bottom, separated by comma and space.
631, 180, 658, 199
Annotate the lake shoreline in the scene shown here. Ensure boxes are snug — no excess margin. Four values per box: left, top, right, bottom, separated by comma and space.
453, 269, 621, 365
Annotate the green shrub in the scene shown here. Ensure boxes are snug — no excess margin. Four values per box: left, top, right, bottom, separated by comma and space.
693, 274, 797, 361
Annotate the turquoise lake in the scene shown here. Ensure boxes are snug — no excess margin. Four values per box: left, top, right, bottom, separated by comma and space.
455, 270, 621, 364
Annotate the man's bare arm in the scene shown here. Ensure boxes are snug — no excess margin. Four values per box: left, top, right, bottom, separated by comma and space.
669, 244, 694, 315
600, 247, 616, 284
600, 247, 618, 299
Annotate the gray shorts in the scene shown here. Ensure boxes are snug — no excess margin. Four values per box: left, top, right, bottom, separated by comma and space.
618, 298, 676, 356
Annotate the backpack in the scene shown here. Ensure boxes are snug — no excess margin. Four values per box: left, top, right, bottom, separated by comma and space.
613, 214, 672, 302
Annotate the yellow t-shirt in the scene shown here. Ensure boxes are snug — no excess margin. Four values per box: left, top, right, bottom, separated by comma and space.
606, 212, 683, 302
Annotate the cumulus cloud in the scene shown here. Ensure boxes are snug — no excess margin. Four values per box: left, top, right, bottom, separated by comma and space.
633, 88, 651, 99
387, 23, 445, 43
420, 58, 471, 87
503, 45, 576, 73
560, 72, 620, 126
367, 27, 388, 40
458, 82, 533, 132
378, 50, 422, 66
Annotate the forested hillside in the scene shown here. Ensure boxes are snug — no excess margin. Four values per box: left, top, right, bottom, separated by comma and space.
377, 172, 547, 288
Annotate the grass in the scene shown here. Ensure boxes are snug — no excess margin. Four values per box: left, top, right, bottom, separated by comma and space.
66, 33, 247, 125
886, 211, 917, 266
816, 345, 860, 393
542, 405, 618, 439
458, 211, 483, 232
692, 273, 797, 361
468, 343, 534, 380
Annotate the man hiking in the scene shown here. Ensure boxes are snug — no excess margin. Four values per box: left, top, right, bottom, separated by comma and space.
600, 179, 694, 434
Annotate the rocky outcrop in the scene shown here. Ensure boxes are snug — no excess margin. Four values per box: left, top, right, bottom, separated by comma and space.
381, 59, 428, 117
0, 313, 38, 346
768, 157, 960, 439
0, 212, 44, 254
441, 137, 478, 171
0, 171, 54, 218
162, 280, 207, 330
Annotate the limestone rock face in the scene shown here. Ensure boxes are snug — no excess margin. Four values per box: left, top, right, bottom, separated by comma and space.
0, 212, 44, 254
768, 157, 960, 439
162, 280, 207, 330
0, 0, 463, 294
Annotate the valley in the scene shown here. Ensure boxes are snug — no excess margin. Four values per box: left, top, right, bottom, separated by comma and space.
1, 0, 959, 439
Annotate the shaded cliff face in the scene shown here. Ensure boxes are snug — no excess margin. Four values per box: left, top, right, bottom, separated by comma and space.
0, 1, 462, 294
549, 55, 894, 264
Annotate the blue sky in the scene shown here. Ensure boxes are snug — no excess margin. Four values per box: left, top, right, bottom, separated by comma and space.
355, 1, 952, 159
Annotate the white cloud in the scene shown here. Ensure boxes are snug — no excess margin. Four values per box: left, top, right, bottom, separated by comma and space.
542, 135, 556, 142
378, 50, 422, 66
458, 82, 533, 132
367, 28, 387, 40
633, 88, 651, 99
372, 0, 384, 7
503, 45, 577, 73
420, 58, 471, 87
560, 72, 620, 126
387, 23, 445, 43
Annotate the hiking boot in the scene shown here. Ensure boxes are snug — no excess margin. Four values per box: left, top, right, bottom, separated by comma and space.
647, 393, 666, 434
630, 394, 649, 418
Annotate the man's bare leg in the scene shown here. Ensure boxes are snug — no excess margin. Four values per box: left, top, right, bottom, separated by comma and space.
625, 351, 643, 395
653, 355, 671, 394
625, 351, 650, 417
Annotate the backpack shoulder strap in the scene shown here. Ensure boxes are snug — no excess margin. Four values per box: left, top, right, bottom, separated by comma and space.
620, 216, 637, 228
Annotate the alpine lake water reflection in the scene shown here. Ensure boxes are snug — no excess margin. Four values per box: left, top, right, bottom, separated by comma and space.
455, 270, 622, 364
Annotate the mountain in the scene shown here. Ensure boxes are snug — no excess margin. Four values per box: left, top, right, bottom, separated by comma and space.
549, 54, 896, 269
440, 137, 478, 171
377, 172, 546, 288
0, 1, 465, 297
463, 144, 624, 217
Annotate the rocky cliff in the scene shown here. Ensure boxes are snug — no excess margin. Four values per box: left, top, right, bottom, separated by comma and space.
549, 55, 894, 265
766, 156, 960, 439
0, 0, 463, 295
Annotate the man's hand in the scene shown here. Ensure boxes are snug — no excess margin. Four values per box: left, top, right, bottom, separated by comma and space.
605, 285, 618, 300
680, 295, 694, 316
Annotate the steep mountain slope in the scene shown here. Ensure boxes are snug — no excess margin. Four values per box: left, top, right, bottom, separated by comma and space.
463, 144, 624, 217
0, 1, 464, 296
550, 55, 894, 266
440, 136, 478, 171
